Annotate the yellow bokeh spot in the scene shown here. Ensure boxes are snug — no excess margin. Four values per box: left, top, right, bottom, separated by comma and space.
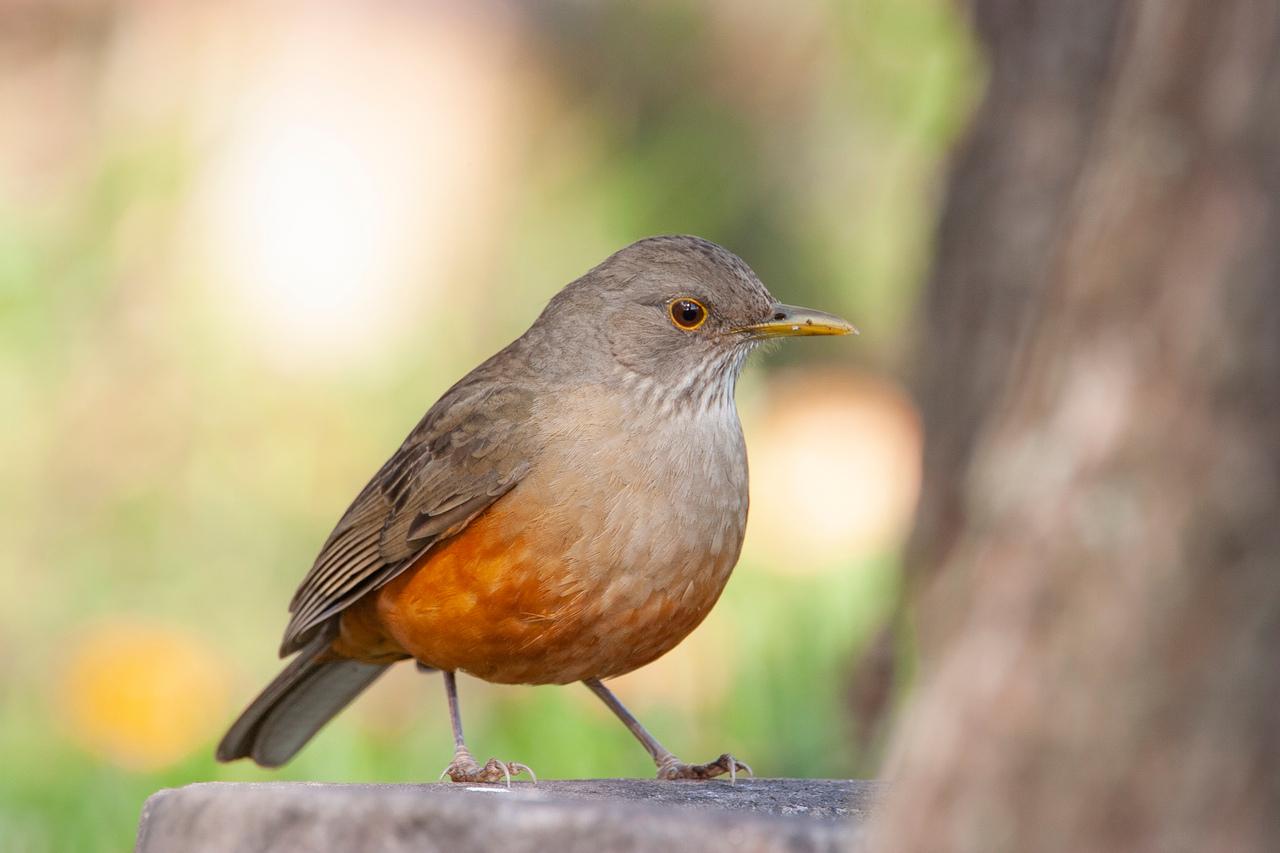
58, 621, 231, 771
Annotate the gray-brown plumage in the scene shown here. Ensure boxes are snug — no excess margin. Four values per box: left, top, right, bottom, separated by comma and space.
217, 235, 855, 781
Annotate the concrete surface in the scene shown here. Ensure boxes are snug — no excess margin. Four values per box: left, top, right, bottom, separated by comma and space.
136, 778, 881, 852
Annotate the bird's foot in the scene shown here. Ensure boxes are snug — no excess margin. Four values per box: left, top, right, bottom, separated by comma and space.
656, 752, 753, 783
439, 749, 535, 786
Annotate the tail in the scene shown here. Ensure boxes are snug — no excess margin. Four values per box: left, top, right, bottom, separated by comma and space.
216, 626, 389, 767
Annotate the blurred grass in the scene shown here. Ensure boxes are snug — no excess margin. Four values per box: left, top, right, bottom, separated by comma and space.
0, 553, 897, 852
0, 1, 978, 850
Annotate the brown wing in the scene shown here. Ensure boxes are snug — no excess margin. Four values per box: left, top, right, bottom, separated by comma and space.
279, 380, 534, 656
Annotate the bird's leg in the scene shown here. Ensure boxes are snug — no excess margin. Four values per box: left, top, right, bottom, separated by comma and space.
583, 677, 752, 782
437, 670, 535, 785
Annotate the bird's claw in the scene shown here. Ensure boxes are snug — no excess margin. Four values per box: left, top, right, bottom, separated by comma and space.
657, 752, 753, 783
441, 752, 536, 787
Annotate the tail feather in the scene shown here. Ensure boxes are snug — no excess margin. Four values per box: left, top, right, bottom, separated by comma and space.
216, 627, 388, 767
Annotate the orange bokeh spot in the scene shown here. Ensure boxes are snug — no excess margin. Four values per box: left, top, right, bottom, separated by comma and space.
743, 369, 923, 574
58, 621, 231, 771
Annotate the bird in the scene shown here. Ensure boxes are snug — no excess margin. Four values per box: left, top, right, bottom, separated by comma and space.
216, 235, 856, 783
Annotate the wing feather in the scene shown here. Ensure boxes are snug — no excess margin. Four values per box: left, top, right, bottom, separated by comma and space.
279, 379, 534, 655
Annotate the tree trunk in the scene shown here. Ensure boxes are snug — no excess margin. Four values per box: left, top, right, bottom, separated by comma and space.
874, 2, 1280, 851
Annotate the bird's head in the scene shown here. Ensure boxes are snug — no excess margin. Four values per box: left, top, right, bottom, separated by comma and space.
534, 235, 856, 406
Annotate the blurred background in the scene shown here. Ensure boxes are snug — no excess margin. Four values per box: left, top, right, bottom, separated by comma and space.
0, 1, 980, 850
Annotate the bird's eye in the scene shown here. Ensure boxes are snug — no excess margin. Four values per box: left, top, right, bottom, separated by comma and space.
669, 298, 708, 330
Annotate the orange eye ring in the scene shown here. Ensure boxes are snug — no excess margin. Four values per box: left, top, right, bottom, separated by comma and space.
669, 297, 708, 331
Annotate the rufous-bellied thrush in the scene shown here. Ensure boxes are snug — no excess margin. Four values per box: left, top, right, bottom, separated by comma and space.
217, 236, 856, 782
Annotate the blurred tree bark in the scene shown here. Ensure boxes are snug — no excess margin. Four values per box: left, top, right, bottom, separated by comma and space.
872, 2, 1280, 852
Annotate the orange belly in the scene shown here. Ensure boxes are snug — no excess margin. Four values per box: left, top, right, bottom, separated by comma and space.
332, 499, 732, 684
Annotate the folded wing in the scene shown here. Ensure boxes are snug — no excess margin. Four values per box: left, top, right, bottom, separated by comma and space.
280, 381, 534, 655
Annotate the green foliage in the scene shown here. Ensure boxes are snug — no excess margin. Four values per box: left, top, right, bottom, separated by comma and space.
0, 2, 977, 849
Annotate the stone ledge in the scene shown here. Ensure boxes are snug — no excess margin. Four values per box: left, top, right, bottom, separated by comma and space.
136, 779, 880, 852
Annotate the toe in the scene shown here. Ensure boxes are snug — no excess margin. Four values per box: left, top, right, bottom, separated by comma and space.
508, 762, 537, 783
476, 758, 512, 784
656, 753, 753, 782
442, 761, 479, 783
720, 753, 752, 784
442, 757, 535, 785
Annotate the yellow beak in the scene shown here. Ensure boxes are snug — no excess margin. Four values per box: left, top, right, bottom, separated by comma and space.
735, 303, 859, 338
